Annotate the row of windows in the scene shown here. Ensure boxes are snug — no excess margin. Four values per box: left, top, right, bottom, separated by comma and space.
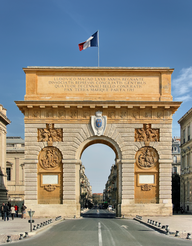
6, 167, 11, 181
183, 125, 191, 144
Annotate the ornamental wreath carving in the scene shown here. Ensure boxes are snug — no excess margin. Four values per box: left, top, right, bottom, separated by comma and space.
44, 184, 57, 192
136, 147, 158, 169
39, 147, 62, 170
38, 123, 63, 144
141, 184, 152, 191
135, 124, 159, 142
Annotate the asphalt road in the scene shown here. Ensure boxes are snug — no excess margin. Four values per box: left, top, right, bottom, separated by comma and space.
7, 209, 192, 246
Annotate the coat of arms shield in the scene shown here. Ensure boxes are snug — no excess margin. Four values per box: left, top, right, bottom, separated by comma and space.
91, 111, 107, 136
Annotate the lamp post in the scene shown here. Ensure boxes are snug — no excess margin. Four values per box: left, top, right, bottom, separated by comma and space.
27, 209, 35, 232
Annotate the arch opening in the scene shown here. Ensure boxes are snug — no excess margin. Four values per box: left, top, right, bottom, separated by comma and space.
80, 142, 118, 211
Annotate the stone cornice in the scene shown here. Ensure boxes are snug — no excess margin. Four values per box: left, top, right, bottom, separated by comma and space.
15, 100, 181, 115
23, 66, 174, 73
0, 111, 11, 126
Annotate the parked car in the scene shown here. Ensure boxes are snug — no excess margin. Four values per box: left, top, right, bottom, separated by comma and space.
108, 205, 112, 211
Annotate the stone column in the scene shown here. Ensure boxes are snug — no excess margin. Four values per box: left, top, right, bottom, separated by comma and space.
24, 160, 38, 204
0, 128, 8, 203
15, 158, 19, 186
159, 159, 172, 206
116, 159, 122, 217
121, 159, 135, 216
63, 160, 81, 218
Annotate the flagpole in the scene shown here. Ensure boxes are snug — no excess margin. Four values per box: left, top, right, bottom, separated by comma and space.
98, 30, 99, 67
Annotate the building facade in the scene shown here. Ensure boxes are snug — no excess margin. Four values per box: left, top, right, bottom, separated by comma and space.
172, 137, 181, 175
80, 165, 92, 208
0, 104, 11, 204
103, 164, 117, 208
16, 67, 181, 217
178, 108, 192, 212
6, 137, 25, 206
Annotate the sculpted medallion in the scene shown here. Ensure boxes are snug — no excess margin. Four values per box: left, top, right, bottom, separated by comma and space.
136, 147, 158, 169
135, 124, 159, 142
39, 147, 62, 170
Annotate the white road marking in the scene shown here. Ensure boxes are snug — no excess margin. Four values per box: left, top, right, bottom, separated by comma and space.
98, 222, 103, 246
121, 225, 128, 229
101, 222, 116, 246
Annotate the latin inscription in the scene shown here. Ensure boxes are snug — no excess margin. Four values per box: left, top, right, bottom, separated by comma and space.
48, 76, 146, 92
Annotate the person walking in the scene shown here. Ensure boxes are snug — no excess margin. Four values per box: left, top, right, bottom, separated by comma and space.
4, 204, 9, 221
1, 203, 5, 220
11, 205, 15, 220
21, 204, 27, 219
14, 204, 18, 217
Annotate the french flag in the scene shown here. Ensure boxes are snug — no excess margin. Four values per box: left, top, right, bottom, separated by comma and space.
78, 31, 98, 51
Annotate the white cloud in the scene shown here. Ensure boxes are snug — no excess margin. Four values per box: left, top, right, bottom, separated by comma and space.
175, 94, 192, 102
172, 67, 192, 102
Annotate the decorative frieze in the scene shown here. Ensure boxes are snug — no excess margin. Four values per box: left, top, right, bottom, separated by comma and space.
38, 123, 63, 145
135, 124, 159, 143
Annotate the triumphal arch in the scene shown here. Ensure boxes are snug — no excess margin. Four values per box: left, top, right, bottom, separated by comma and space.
16, 67, 181, 217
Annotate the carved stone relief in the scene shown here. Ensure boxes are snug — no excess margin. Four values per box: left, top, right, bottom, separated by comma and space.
120, 110, 127, 119
108, 111, 116, 119
44, 184, 57, 192
39, 146, 62, 170
136, 146, 158, 169
135, 124, 159, 142
58, 110, 66, 118
141, 184, 152, 191
132, 110, 140, 119
38, 124, 63, 144
33, 110, 40, 118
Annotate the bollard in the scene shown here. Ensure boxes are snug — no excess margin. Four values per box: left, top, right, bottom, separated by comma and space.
155, 221, 158, 226
186, 233, 191, 239
50, 219, 52, 223
24, 232, 29, 238
158, 222, 161, 227
152, 220, 155, 225
147, 219, 150, 223
19, 234, 23, 240
46, 221, 48, 225
40, 223, 43, 227
7, 236, 12, 243
33, 225, 36, 231
165, 225, 169, 231
166, 228, 170, 235
37, 224, 40, 229
175, 231, 179, 237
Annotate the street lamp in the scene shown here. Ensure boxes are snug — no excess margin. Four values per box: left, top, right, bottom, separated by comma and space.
28, 209, 35, 232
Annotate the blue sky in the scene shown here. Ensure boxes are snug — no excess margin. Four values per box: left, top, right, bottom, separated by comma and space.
1, 0, 192, 193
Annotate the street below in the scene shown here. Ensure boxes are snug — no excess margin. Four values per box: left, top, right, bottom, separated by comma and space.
6, 209, 192, 246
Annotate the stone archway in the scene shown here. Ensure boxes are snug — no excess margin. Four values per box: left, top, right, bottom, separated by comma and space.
16, 67, 181, 217
76, 136, 122, 216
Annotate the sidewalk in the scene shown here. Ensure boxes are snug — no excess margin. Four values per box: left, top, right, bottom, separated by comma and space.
138, 214, 192, 239
0, 215, 62, 244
